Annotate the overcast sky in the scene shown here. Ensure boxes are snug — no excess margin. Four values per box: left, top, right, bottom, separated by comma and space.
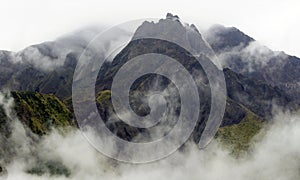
0, 0, 299, 56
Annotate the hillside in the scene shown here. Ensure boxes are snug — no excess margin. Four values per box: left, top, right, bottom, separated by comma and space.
0, 91, 75, 136
0, 13, 299, 177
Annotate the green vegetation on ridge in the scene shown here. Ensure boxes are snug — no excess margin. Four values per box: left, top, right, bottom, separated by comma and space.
11, 91, 75, 135
216, 106, 265, 156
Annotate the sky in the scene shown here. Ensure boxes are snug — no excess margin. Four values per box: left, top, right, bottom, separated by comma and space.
0, 0, 299, 57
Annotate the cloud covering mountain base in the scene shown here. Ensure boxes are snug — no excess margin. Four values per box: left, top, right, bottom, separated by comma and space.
1, 92, 300, 180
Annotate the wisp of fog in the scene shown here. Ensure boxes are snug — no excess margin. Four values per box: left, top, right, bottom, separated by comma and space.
1, 91, 300, 180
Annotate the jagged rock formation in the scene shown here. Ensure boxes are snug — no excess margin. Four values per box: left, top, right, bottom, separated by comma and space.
0, 13, 298, 163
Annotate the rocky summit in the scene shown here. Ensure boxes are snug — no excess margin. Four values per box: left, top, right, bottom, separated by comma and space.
0, 13, 299, 176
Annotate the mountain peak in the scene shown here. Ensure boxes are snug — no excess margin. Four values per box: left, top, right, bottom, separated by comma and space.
205, 24, 254, 53
132, 14, 213, 57
166, 13, 180, 22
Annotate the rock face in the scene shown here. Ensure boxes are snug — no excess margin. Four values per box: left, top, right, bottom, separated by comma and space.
205, 24, 254, 53
0, 13, 298, 154
166, 13, 180, 21
93, 14, 293, 143
206, 24, 300, 103
133, 13, 213, 57
224, 68, 293, 119
0, 14, 296, 112
0, 52, 78, 99
0, 27, 104, 99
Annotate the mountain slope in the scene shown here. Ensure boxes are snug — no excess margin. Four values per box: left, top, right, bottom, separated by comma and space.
206, 25, 300, 103
0, 13, 297, 149
93, 14, 284, 143
0, 92, 75, 136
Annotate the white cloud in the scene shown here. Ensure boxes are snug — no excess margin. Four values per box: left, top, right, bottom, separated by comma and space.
4, 111, 300, 180
2, 90, 300, 180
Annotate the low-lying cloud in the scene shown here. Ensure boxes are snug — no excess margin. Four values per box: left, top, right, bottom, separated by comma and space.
1, 91, 300, 180
3, 26, 134, 72
213, 40, 288, 73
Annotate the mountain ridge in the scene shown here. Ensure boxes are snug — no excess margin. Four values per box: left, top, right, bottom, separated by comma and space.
0, 13, 298, 176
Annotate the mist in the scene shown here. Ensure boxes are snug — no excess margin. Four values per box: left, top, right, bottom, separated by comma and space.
0, 91, 300, 180
217, 40, 288, 73
3, 25, 134, 72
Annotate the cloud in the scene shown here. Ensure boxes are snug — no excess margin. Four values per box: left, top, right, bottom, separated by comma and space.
2, 25, 134, 72
1, 88, 300, 180
214, 39, 288, 73
117, 110, 300, 180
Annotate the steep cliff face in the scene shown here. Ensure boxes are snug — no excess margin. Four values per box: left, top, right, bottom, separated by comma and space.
93, 14, 291, 144
96, 89, 264, 147
223, 68, 294, 119
205, 24, 254, 53
0, 14, 298, 166
0, 14, 295, 115
206, 25, 300, 103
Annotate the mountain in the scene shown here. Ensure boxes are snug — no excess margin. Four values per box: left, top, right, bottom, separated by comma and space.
0, 91, 75, 136
92, 13, 294, 144
0, 91, 75, 176
0, 13, 298, 152
204, 24, 254, 53
0, 26, 109, 99
132, 13, 213, 56
206, 24, 300, 103
1, 13, 299, 176
224, 68, 293, 119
